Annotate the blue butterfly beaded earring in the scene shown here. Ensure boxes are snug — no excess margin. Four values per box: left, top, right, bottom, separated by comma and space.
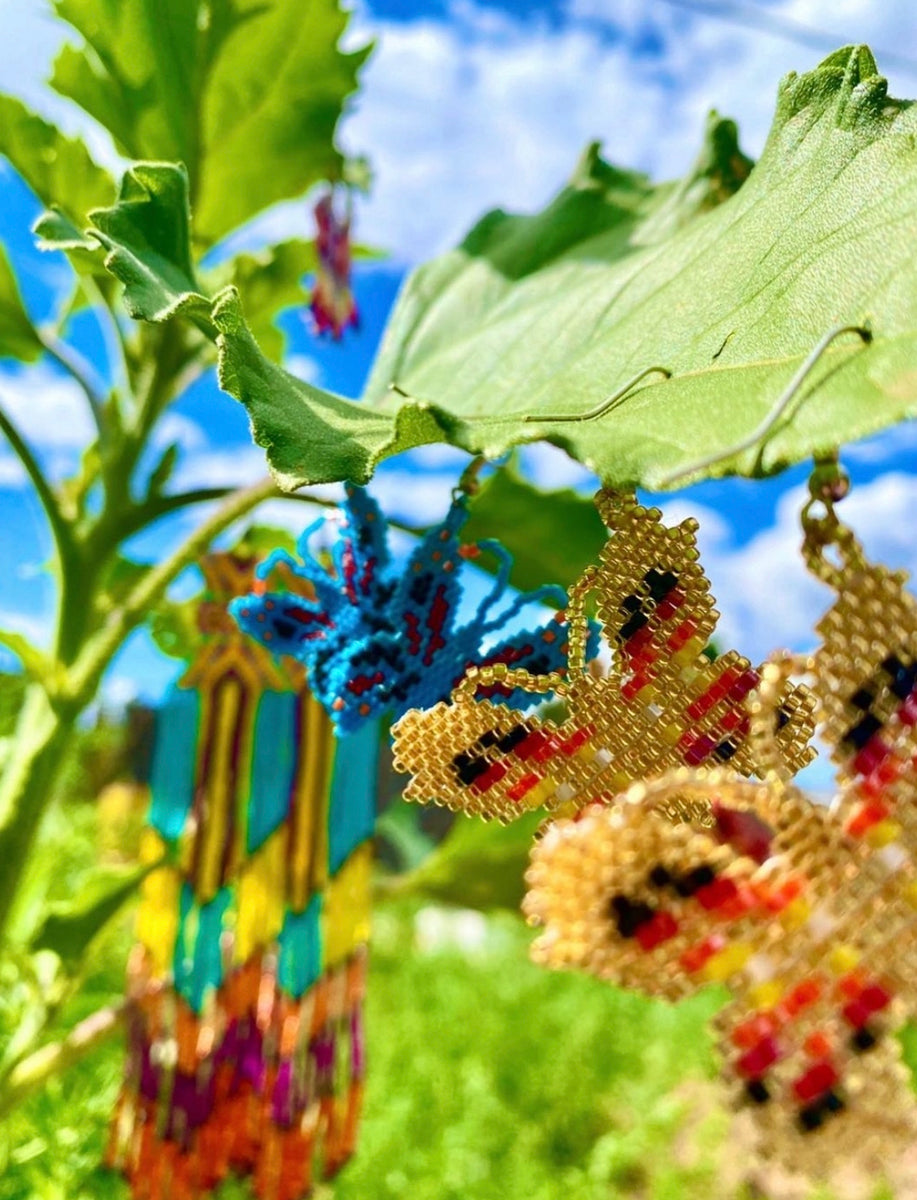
231, 469, 596, 734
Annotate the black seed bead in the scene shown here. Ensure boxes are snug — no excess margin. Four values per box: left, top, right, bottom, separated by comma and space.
850, 1027, 878, 1053
842, 712, 882, 750
649, 865, 672, 888
850, 687, 874, 711
745, 1080, 770, 1105
643, 568, 678, 601
675, 864, 715, 897
797, 1104, 825, 1132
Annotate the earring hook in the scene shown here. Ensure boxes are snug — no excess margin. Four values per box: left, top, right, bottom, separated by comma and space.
524, 365, 672, 424
659, 323, 871, 488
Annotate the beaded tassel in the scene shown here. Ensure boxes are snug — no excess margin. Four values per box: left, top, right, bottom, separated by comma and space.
231, 484, 593, 736
108, 554, 375, 1200
310, 189, 358, 339
524, 497, 917, 1181
391, 490, 815, 820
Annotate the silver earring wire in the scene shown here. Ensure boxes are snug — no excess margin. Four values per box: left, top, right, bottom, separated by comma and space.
523, 365, 672, 424
659, 323, 871, 488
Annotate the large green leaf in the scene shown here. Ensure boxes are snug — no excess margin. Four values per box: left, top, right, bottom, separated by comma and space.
50, 0, 370, 246
465, 466, 605, 592
356, 46, 917, 489
0, 95, 114, 224
0, 243, 42, 362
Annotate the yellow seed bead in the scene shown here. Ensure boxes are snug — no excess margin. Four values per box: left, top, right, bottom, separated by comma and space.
636, 683, 657, 705
866, 820, 902, 848
703, 942, 752, 982
526, 778, 559, 810
780, 898, 811, 931
904, 880, 917, 909
611, 771, 631, 793
673, 637, 706, 666
829, 944, 860, 974
662, 723, 683, 746
748, 980, 784, 1010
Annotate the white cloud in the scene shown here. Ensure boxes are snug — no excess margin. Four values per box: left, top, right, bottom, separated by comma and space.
339, 0, 917, 261
661, 473, 917, 667
0, 364, 93, 451
169, 444, 269, 491
283, 354, 322, 384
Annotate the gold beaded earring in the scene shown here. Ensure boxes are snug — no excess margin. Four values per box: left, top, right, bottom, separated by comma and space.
523, 469, 917, 1182
391, 489, 815, 821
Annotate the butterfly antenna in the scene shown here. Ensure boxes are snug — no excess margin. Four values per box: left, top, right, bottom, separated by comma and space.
660, 324, 871, 488
524, 365, 672, 424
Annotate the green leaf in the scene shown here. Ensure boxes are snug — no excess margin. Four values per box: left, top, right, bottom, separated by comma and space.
213, 286, 444, 486
0, 95, 114, 224
0, 244, 42, 362
29, 862, 149, 965
148, 595, 202, 662
51, 0, 371, 246
395, 810, 544, 912
357, 46, 917, 490
0, 633, 54, 687
465, 465, 606, 592
87, 163, 213, 330
208, 239, 318, 361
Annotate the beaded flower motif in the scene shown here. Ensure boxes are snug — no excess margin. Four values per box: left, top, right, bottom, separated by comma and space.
391, 491, 815, 821
524, 510, 917, 1180
232, 485, 592, 736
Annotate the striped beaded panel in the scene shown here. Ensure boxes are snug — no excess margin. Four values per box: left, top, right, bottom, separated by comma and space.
109, 554, 378, 1200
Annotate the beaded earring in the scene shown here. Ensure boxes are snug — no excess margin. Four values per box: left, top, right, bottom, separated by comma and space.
231, 480, 593, 736
108, 554, 375, 1200
391, 489, 815, 821
524, 474, 917, 1181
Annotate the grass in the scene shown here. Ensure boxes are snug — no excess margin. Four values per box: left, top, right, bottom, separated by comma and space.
0, 807, 909, 1200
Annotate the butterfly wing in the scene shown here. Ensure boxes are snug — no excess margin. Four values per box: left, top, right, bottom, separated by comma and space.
333, 486, 395, 614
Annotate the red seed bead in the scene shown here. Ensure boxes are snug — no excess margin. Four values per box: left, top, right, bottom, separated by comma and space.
515, 731, 551, 761
900, 693, 917, 725
793, 1062, 839, 1104
695, 877, 739, 910
846, 800, 889, 838
728, 669, 759, 702
782, 977, 822, 1017
680, 934, 725, 973
560, 727, 594, 755
842, 1000, 871, 1029
655, 589, 685, 620
471, 761, 509, 793
860, 983, 892, 1014
853, 735, 892, 778
803, 1031, 833, 1060
736, 1036, 780, 1079
636, 911, 679, 951
732, 1013, 779, 1049
506, 774, 540, 803
837, 971, 866, 1001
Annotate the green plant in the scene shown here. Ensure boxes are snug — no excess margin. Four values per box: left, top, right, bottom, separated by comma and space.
0, 0, 369, 1116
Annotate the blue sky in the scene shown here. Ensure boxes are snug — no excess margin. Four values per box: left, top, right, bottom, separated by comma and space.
1, 0, 916, 747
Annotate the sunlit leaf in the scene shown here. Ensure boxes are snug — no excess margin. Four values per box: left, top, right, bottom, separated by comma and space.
0, 244, 42, 362
51, 0, 370, 246
0, 95, 114, 225
357, 47, 917, 490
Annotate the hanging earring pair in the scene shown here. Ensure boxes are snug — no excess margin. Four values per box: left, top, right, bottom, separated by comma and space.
524, 466, 917, 1182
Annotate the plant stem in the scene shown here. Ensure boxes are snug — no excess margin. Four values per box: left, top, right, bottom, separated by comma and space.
38, 329, 107, 440
0, 1001, 127, 1120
